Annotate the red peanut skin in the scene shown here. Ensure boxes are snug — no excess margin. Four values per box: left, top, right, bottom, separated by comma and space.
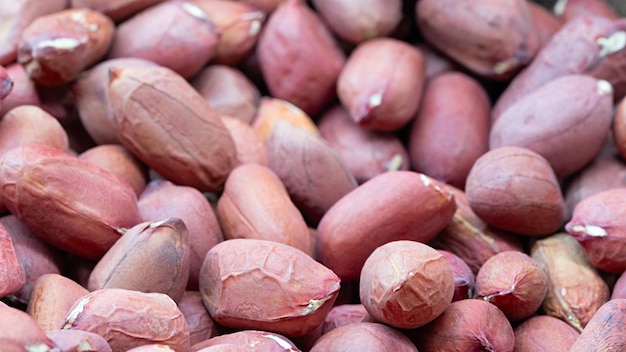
192, 65, 261, 124
27, 274, 90, 333
179, 291, 219, 346
0, 105, 69, 156
191, 330, 300, 352
17, 8, 115, 86
0, 144, 142, 259
490, 74, 613, 179
311, 322, 417, 352
221, 116, 268, 167
514, 315, 579, 352
438, 249, 475, 301
465, 146, 565, 236
2, 214, 63, 305
69, 0, 167, 21
317, 171, 456, 282
417, 0, 539, 79
566, 188, 626, 273
613, 94, 626, 160
0, 304, 58, 351
79, 144, 148, 196
0, 0, 68, 66
199, 239, 340, 337
108, 1, 219, 79
492, 16, 626, 121
570, 299, 626, 352
107, 65, 237, 192
311, 0, 402, 44
73, 57, 158, 145
191, 0, 266, 65
411, 299, 515, 352
138, 179, 224, 291
409, 72, 490, 189
47, 329, 112, 352
87, 218, 190, 303
317, 105, 410, 184
338, 38, 425, 132
267, 121, 358, 224
321, 304, 372, 335
217, 163, 311, 253
0, 222, 26, 298
359, 241, 455, 329
62, 288, 190, 351
256, 0, 345, 116
528, 1, 563, 48
612, 269, 626, 299
430, 185, 526, 274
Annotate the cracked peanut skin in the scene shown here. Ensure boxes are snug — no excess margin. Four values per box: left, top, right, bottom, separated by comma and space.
199, 238, 340, 337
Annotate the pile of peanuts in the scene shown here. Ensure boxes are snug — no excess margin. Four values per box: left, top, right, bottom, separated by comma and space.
1, 0, 626, 351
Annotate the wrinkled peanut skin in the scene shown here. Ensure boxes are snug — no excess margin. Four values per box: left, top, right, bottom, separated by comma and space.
199, 239, 340, 337
0, 144, 142, 259
47, 329, 112, 352
321, 304, 372, 335
0, 223, 26, 298
191, 330, 300, 351
569, 299, 626, 351
179, 291, 219, 347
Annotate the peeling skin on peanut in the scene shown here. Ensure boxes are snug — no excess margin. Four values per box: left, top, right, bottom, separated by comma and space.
597, 31, 626, 57
571, 224, 608, 237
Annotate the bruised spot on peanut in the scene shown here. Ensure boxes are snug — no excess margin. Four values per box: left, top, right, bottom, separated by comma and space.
571, 225, 607, 237
62, 296, 90, 329
597, 31, 626, 57
262, 334, 299, 351
597, 80, 613, 95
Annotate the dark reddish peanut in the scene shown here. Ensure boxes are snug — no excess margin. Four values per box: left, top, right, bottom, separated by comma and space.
337, 37, 425, 131
17, 8, 115, 86
321, 304, 372, 335
437, 250, 475, 301
191, 330, 300, 352
566, 188, 626, 273
492, 16, 626, 120
2, 214, 63, 304
87, 218, 190, 303
138, 179, 223, 291
554, 0, 620, 22
531, 233, 610, 331
0, 222, 26, 298
0, 0, 68, 65
191, 0, 265, 65
465, 146, 565, 236
0, 105, 69, 156
317, 105, 410, 184
317, 171, 455, 281
0, 144, 142, 259
108, 1, 219, 79
613, 95, 626, 160
79, 144, 148, 196
360, 241, 454, 329
527, 1, 563, 48
192, 65, 261, 124
0, 63, 67, 118
73, 57, 158, 145
47, 329, 112, 352
514, 315, 579, 352
62, 288, 190, 351
490, 75, 613, 179
474, 251, 548, 321
570, 299, 626, 351
0, 304, 58, 351
416, 0, 539, 79
311, 322, 417, 352
564, 156, 626, 219
411, 299, 514, 352
199, 239, 340, 337
267, 121, 358, 224
221, 116, 268, 167
216, 163, 310, 253
409, 71, 490, 188
430, 185, 525, 274
70, 0, 167, 21
107, 65, 237, 192
311, 0, 401, 44
179, 291, 219, 346
252, 97, 319, 142
27, 274, 89, 333
256, 0, 345, 116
